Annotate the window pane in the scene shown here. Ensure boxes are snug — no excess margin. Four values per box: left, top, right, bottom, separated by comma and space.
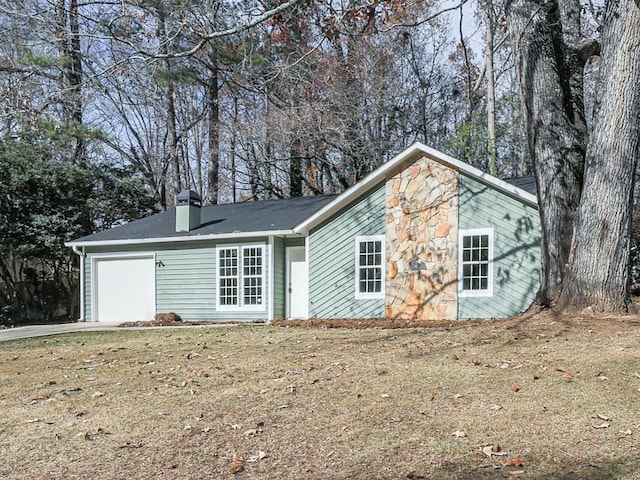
219, 249, 239, 306
242, 247, 263, 306
461, 233, 491, 293
357, 238, 383, 295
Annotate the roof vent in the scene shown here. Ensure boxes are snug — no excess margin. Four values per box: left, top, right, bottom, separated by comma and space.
176, 190, 202, 232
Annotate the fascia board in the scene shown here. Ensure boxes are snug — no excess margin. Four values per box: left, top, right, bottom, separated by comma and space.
65, 229, 298, 248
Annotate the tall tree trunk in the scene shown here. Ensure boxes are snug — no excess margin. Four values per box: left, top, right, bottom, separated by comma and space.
561, 1, 640, 311
289, 137, 302, 197
157, 7, 181, 202
230, 96, 238, 202
483, 0, 498, 176
55, 0, 84, 164
206, 42, 220, 205
505, 0, 586, 307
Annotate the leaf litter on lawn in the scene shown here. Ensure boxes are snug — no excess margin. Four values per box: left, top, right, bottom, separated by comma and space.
0, 314, 640, 478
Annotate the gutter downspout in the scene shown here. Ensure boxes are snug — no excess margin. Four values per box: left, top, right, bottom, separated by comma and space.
71, 245, 86, 322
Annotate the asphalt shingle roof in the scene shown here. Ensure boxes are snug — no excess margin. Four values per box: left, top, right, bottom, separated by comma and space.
72, 194, 336, 243
503, 175, 536, 195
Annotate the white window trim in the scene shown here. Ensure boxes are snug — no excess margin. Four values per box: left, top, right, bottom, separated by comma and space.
216, 243, 266, 311
354, 235, 385, 300
458, 228, 494, 297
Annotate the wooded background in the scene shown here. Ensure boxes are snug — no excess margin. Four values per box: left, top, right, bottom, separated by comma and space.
1, 0, 637, 325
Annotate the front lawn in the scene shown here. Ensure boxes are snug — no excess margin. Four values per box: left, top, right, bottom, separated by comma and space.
1, 314, 639, 479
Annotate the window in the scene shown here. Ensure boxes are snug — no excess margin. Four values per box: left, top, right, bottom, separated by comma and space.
242, 247, 263, 306
355, 236, 385, 299
217, 245, 264, 309
218, 247, 239, 306
459, 228, 493, 297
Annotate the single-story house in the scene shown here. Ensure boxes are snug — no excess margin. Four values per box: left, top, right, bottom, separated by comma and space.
66, 142, 541, 323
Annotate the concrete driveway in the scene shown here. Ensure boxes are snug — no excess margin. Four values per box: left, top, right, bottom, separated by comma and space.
0, 322, 121, 342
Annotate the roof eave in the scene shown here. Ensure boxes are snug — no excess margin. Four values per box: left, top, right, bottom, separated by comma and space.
293, 142, 538, 235
65, 229, 299, 248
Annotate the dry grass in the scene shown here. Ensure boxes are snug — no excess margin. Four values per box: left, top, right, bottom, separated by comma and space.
1, 313, 640, 479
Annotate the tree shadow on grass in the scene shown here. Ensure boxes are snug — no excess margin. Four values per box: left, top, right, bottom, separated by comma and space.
413, 455, 638, 480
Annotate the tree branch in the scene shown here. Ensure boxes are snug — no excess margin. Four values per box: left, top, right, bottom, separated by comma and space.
119, 0, 304, 60
379, 0, 471, 32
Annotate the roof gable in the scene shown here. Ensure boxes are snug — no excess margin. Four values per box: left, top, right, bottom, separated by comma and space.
293, 142, 537, 234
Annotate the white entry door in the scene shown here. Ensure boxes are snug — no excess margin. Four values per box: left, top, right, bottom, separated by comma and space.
94, 256, 156, 322
286, 246, 308, 318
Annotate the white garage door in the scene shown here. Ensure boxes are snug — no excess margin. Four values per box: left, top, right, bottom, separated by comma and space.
94, 256, 156, 322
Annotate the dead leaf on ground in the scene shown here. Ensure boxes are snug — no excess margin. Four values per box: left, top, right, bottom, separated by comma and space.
595, 413, 610, 421
26, 418, 54, 425
27, 394, 50, 404
504, 458, 526, 468
247, 451, 267, 462
228, 462, 245, 474
119, 442, 144, 449
510, 384, 520, 392
81, 428, 111, 440
481, 445, 508, 458
555, 368, 575, 381
593, 422, 610, 429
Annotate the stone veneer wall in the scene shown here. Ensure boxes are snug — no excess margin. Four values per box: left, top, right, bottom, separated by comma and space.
385, 156, 459, 320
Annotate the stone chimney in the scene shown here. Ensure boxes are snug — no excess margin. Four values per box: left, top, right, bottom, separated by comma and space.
175, 190, 202, 232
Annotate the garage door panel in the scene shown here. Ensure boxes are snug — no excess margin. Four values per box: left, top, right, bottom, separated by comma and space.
95, 256, 156, 322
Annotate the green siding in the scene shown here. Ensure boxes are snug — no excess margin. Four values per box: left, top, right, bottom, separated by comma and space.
83, 238, 273, 323
309, 183, 386, 318
272, 237, 285, 319
156, 245, 216, 321
458, 175, 541, 318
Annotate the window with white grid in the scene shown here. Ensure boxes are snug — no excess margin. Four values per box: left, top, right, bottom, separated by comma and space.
355, 236, 385, 299
242, 246, 263, 306
217, 245, 265, 310
458, 228, 494, 297
218, 247, 239, 306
